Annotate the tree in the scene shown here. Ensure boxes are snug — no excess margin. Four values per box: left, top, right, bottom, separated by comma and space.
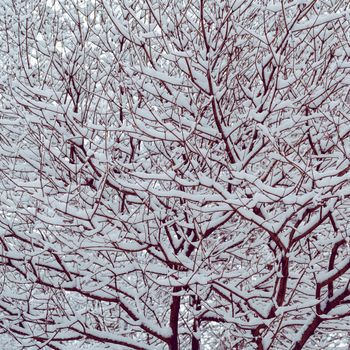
0, 0, 350, 349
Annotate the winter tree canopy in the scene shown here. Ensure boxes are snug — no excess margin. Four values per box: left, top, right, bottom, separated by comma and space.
0, 0, 350, 349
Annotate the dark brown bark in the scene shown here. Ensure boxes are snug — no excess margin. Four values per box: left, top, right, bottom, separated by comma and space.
290, 316, 322, 350
168, 287, 181, 350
